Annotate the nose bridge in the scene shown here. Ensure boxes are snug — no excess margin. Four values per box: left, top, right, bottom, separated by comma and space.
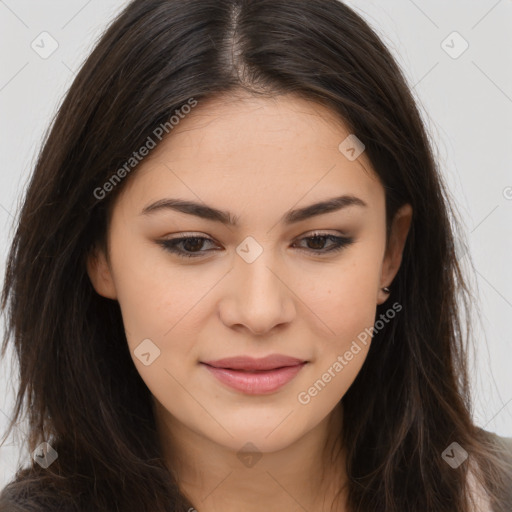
226, 235, 295, 333
235, 235, 283, 300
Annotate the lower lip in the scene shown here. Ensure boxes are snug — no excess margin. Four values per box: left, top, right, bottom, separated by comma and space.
201, 362, 307, 395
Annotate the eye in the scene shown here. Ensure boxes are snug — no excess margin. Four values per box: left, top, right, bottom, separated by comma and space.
291, 232, 354, 255
157, 235, 219, 258
157, 232, 354, 259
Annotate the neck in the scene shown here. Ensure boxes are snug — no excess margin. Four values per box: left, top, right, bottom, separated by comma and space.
155, 401, 348, 512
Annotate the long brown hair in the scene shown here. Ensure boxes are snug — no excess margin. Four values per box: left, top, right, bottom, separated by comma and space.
1, 0, 510, 510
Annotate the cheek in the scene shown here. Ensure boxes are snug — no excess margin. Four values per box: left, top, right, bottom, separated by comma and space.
306, 253, 382, 339
297, 282, 377, 413
110, 237, 203, 342
299, 249, 382, 406
112, 256, 200, 422
110, 241, 216, 399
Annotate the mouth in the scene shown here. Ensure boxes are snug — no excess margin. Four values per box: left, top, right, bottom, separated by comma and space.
200, 355, 308, 395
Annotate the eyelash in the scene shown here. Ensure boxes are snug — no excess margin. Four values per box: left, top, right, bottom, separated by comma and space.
157, 232, 354, 259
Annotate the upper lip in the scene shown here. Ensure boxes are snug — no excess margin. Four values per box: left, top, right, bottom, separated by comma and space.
201, 354, 307, 371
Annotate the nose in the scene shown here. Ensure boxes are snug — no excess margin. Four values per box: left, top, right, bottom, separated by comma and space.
218, 248, 296, 336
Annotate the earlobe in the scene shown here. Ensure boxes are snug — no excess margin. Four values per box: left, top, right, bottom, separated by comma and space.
378, 203, 413, 304
86, 244, 118, 300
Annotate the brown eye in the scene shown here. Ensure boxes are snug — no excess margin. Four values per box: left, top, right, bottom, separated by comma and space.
157, 232, 354, 259
158, 236, 219, 258
292, 233, 354, 255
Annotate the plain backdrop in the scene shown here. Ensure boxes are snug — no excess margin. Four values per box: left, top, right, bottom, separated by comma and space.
1, 0, 511, 491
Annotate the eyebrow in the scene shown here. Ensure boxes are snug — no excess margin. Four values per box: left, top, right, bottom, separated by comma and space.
140, 194, 367, 226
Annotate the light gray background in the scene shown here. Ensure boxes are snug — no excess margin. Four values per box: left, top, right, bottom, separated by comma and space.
1, 0, 511, 490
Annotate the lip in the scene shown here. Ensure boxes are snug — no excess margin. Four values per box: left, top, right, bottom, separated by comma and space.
200, 355, 308, 395
202, 354, 306, 371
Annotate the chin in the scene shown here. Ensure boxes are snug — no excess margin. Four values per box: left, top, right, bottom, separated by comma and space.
203, 414, 307, 454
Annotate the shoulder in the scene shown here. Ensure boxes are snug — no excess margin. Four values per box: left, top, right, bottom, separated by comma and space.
495, 433, 512, 455
480, 428, 512, 462
490, 431, 512, 507
472, 429, 512, 511
0, 468, 80, 512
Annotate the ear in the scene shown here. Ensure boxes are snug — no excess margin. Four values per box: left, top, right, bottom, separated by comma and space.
378, 203, 413, 305
86, 242, 118, 300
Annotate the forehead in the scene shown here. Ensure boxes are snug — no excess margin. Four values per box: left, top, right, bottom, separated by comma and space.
116, 92, 383, 217
156, 93, 365, 163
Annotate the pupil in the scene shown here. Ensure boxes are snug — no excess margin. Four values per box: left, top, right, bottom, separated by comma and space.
184, 238, 203, 252
308, 236, 326, 250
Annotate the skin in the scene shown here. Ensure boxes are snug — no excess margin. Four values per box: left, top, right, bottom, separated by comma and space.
87, 92, 412, 512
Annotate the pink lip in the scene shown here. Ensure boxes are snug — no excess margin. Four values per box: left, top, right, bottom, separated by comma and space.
200, 355, 308, 395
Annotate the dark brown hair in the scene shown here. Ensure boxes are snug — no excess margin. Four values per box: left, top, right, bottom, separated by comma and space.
1, 0, 511, 510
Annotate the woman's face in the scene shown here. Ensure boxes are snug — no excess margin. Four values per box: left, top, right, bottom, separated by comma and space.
87, 93, 411, 454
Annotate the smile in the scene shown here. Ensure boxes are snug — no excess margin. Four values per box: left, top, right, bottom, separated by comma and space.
200, 354, 308, 395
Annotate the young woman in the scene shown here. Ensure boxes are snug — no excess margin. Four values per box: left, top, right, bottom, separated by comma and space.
1, 0, 511, 511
